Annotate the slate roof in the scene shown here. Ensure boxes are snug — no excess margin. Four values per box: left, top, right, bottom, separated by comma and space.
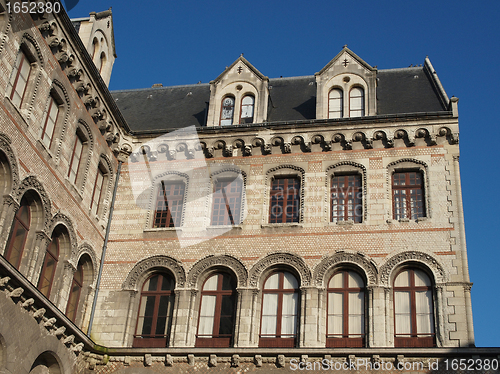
111, 65, 448, 133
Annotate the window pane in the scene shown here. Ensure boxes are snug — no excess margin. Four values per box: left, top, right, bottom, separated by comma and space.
199, 295, 216, 335
328, 88, 343, 119
394, 291, 411, 334
261, 293, 278, 335
283, 272, 298, 289
203, 274, 218, 291
221, 295, 235, 317
348, 271, 364, 288
264, 273, 279, 289
415, 290, 434, 334
329, 273, 343, 288
414, 270, 431, 287
394, 270, 410, 287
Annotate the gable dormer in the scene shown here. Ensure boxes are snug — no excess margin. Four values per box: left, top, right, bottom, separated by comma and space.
206, 56, 269, 127
315, 46, 377, 120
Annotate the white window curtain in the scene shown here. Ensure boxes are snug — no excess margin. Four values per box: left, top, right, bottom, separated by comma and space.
198, 295, 216, 336
395, 291, 411, 335
281, 293, 298, 336
261, 293, 278, 336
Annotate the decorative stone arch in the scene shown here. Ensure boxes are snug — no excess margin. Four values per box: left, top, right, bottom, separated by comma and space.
29, 351, 62, 374
0, 2, 13, 56
313, 250, 378, 287
72, 119, 94, 193
123, 255, 186, 290
0, 133, 20, 200
47, 212, 78, 254
20, 32, 44, 67
71, 243, 98, 285
13, 175, 52, 229
264, 165, 306, 224
144, 170, 189, 228
248, 252, 312, 288
209, 166, 247, 226
379, 250, 446, 287
386, 158, 431, 219
325, 161, 367, 223
47, 79, 71, 160
93, 153, 114, 219
186, 255, 248, 288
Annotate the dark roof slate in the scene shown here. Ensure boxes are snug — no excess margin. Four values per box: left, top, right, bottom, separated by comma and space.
267, 76, 317, 122
111, 66, 448, 133
112, 84, 210, 131
377, 67, 447, 114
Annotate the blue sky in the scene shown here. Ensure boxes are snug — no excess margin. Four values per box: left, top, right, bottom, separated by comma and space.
68, 0, 500, 347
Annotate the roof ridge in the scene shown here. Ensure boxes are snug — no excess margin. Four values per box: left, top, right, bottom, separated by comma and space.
379, 66, 423, 73
111, 82, 210, 93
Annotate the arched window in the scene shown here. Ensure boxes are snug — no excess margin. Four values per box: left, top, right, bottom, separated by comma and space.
66, 262, 83, 322
331, 174, 362, 222
134, 273, 175, 347
392, 171, 425, 220
240, 95, 254, 124
220, 96, 235, 126
5, 198, 30, 269
68, 133, 84, 185
99, 52, 106, 74
327, 270, 365, 347
40, 95, 60, 149
328, 88, 343, 119
394, 268, 435, 347
196, 272, 237, 347
211, 178, 243, 226
349, 87, 365, 117
269, 177, 300, 223
153, 181, 185, 228
8, 51, 32, 107
37, 234, 59, 298
260, 271, 299, 348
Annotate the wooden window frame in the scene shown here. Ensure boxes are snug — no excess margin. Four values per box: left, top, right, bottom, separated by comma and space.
133, 273, 175, 348
349, 86, 365, 117
211, 178, 242, 226
37, 235, 59, 298
220, 96, 235, 126
239, 95, 254, 124
392, 171, 425, 220
195, 272, 237, 348
330, 174, 362, 223
68, 132, 85, 185
40, 95, 60, 149
5, 204, 30, 269
153, 181, 185, 228
269, 177, 301, 224
90, 165, 106, 217
259, 271, 299, 348
393, 269, 436, 348
9, 51, 32, 107
328, 88, 343, 119
326, 270, 365, 348
65, 263, 83, 322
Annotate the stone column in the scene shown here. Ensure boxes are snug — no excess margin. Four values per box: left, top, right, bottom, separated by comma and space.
0, 196, 18, 252
301, 286, 320, 347
172, 289, 194, 347
234, 288, 253, 347
27, 230, 50, 282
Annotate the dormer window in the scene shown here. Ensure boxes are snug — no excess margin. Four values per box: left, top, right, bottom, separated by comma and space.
349, 87, 365, 117
240, 95, 254, 124
220, 96, 235, 126
328, 88, 343, 119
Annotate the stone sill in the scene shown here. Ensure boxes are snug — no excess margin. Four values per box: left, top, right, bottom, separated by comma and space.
386, 217, 429, 224
261, 223, 303, 228
207, 225, 243, 230
144, 227, 182, 232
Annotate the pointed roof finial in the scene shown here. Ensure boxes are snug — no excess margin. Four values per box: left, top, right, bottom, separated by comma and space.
240, 53, 244, 57
343, 44, 348, 49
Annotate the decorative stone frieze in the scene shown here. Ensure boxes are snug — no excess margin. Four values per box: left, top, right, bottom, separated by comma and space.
186, 254, 248, 288
123, 255, 186, 290
248, 252, 312, 287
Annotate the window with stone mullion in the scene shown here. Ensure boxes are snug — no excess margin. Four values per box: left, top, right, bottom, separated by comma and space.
153, 182, 184, 228
269, 178, 300, 224
392, 171, 425, 220
331, 175, 362, 222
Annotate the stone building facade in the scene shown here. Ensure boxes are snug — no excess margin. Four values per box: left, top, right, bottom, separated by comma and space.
0, 1, 498, 373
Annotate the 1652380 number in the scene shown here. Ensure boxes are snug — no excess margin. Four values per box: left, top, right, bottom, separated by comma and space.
7, 2, 61, 14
